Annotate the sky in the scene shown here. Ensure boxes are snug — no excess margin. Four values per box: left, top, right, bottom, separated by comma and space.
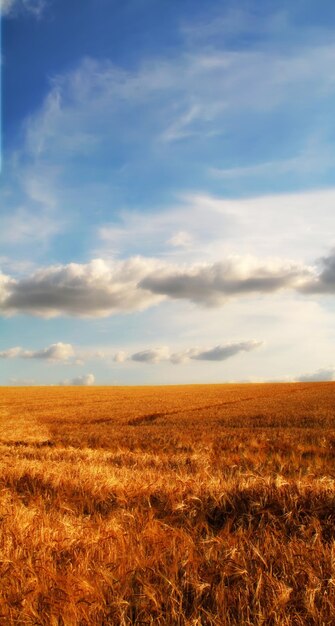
2, 0, 335, 385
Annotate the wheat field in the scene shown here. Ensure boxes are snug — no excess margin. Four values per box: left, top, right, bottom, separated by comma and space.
0, 382, 335, 625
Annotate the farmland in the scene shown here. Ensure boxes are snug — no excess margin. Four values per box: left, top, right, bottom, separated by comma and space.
0, 383, 335, 625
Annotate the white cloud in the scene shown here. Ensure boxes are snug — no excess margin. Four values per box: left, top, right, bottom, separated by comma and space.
61, 373, 95, 386
8, 377, 37, 386
169, 348, 196, 365
296, 367, 335, 382
113, 351, 128, 363
1, 207, 61, 245
190, 340, 263, 361
0, 347, 22, 359
131, 347, 171, 364
0, 342, 75, 362
27, 342, 75, 361
168, 231, 194, 249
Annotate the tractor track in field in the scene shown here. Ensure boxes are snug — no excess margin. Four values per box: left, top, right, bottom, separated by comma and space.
86, 396, 257, 426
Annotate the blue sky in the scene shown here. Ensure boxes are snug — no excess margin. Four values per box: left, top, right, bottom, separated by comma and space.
2, 0, 335, 385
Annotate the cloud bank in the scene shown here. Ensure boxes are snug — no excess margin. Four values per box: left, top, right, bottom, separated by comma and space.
0, 253, 319, 318
296, 368, 335, 382
0, 340, 262, 368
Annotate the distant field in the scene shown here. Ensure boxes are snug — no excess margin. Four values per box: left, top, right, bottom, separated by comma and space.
1, 383, 335, 625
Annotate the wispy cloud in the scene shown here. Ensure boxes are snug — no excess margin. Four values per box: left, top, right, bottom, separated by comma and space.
210, 155, 324, 180
180, 6, 284, 45
19, 40, 335, 189
0, 164, 66, 266
159, 104, 203, 142
97, 188, 335, 264
5, 21, 335, 269
60, 373, 95, 386
1, 0, 49, 18
1, 207, 61, 245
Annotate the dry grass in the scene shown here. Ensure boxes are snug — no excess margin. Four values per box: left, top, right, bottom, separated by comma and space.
1, 382, 335, 625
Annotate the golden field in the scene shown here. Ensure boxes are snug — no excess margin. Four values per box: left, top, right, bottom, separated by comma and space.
1, 382, 335, 625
